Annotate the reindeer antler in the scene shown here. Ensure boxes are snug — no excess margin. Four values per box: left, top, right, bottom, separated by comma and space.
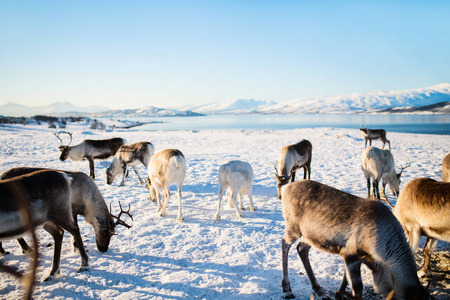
109, 201, 133, 234
53, 131, 73, 146
399, 158, 411, 175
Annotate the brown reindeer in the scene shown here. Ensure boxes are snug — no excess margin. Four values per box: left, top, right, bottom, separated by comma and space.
274, 139, 312, 199
442, 153, 450, 182
281, 180, 427, 300
106, 141, 155, 186
0, 167, 132, 258
393, 177, 450, 278
0, 170, 90, 281
54, 131, 125, 179
360, 128, 391, 150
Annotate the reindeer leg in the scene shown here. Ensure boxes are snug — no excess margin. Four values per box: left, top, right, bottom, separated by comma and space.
343, 256, 363, 299
419, 237, 438, 278
87, 157, 95, 179
176, 184, 184, 222
373, 180, 380, 199
231, 190, 243, 218
238, 191, 244, 210
17, 238, 31, 254
63, 222, 90, 273
42, 223, 65, 281
290, 171, 296, 183
132, 165, 144, 185
335, 271, 349, 300
71, 212, 80, 253
0, 242, 9, 255
120, 167, 127, 186
248, 188, 255, 211
281, 238, 295, 299
214, 184, 226, 220
366, 178, 371, 198
159, 186, 170, 217
297, 242, 330, 299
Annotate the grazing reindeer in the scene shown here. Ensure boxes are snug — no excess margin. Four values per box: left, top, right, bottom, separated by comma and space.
106, 142, 155, 186
0, 167, 132, 256
360, 128, 391, 150
361, 147, 410, 200
54, 131, 125, 179
443, 153, 450, 182
393, 177, 450, 278
274, 139, 312, 199
144, 149, 186, 222
214, 160, 254, 220
281, 180, 427, 300
0, 170, 90, 281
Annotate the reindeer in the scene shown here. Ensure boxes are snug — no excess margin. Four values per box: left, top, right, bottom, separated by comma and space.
144, 149, 186, 222
361, 147, 410, 201
214, 160, 254, 220
0, 167, 132, 257
106, 142, 155, 186
0, 170, 92, 281
360, 128, 391, 150
274, 139, 312, 199
281, 180, 428, 300
54, 131, 125, 179
442, 153, 450, 182
393, 177, 450, 278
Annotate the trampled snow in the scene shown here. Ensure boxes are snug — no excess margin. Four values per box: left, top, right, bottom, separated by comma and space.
0, 124, 449, 299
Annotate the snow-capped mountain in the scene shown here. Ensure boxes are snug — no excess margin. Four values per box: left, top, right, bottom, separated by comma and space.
90, 106, 202, 118
258, 83, 450, 114
0, 101, 108, 117
187, 99, 277, 114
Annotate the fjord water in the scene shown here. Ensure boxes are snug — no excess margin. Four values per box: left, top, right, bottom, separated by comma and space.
133, 114, 450, 135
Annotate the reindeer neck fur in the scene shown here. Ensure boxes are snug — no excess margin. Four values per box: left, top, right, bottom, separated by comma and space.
66, 143, 85, 161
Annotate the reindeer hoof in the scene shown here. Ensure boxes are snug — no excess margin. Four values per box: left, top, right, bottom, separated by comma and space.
250, 207, 256, 212
281, 291, 295, 299
78, 265, 90, 273
44, 269, 60, 281
176, 216, 184, 222
0, 251, 10, 256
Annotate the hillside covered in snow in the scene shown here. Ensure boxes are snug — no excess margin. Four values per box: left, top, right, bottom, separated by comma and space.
1, 83, 449, 117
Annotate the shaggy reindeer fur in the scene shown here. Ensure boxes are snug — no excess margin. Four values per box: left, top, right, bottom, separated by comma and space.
281, 180, 427, 300
394, 177, 450, 278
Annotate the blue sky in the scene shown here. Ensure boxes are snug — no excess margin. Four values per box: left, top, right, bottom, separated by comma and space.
1, 1, 449, 109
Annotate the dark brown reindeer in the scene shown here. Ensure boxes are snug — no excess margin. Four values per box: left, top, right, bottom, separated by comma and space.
361, 147, 410, 200
281, 180, 428, 300
0, 167, 132, 260
274, 139, 312, 199
106, 141, 155, 186
360, 128, 391, 150
393, 177, 450, 278
54, 131, 126, 179
0, 170, 90, 281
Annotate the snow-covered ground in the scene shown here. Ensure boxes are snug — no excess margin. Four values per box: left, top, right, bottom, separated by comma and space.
0, 123, 449, 299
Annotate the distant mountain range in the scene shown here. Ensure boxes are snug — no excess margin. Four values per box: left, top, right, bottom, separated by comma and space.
1, 83, 449, 117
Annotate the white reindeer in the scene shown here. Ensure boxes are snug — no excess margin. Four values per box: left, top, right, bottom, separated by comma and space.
361, 147, 410, 200
144, 149, 186, 222
281, 180, 427, 300
443, 152, 450, 182
214, 160, 254, 220
54, 131, 126, 179
274, 139, 312, 199
0, 170, 90, 281
0, 167, 132, 257
106, 141, 155, 186
393, 177, 450, 278
360, 128, 391, 150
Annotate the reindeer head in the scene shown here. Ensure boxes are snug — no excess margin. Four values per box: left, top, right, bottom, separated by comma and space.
95, 202, 133, 253
144, 176, 158, 202
106, 159, 124, 185
391, 159, 411, 198
274, 164, 290, 200
53, 131, 73, 161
